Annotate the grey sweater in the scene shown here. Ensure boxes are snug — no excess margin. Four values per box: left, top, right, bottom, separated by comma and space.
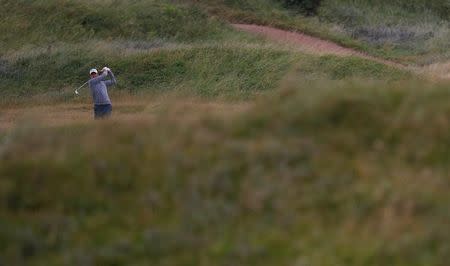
89, 71, 116, 105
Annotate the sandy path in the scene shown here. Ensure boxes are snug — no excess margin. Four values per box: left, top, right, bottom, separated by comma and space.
233, 24, 450, 80
233, 24, 407, 69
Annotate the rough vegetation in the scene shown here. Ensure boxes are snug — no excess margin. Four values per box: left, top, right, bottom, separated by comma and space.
0, 0, 227, 50
1, 81, 449, 266
0, 44, 293, 99
318, 0, 450, 63
196, 0, 450, 63
280, 0, 322, 14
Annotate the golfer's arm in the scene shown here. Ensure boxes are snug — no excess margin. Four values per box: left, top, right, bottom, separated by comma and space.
105, 71, 117, 86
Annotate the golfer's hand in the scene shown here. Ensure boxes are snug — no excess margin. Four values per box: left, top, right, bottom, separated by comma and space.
102, 67, 110, 73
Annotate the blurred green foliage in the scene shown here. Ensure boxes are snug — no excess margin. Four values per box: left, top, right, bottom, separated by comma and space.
1, 81, 449, 266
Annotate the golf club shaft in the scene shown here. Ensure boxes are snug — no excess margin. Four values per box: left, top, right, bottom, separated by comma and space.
75, 81, 89, 93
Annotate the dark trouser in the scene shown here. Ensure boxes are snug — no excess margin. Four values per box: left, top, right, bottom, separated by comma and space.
94, 104, 112, 119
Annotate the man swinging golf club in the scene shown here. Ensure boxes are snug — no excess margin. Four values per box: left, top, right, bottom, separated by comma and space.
89, 67, 116, 119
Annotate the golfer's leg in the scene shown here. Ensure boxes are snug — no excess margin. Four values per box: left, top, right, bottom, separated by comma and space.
94, 105, 100, 119
94, 104, 112, 119
105, 104, 112, 118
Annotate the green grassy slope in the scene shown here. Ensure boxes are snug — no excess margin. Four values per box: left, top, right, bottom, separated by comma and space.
318, 0, 450, 63
2, 0, 449, 64
0, 44, 294, 99
0, 0, 285, 100
196, 0, 450, 64
1, 45, 412, 103
0, 0, 227, 50
0, 0, 440, 103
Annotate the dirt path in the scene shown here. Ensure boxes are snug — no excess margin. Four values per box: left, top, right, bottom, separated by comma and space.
233, 24, 450, 80
233, 24, 408, 69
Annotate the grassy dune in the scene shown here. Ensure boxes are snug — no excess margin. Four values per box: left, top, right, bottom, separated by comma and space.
0, 49, 414, 108
2, 0, 449, 64
0, 43, 293, 100
196, 0, 450, 64
318, 0, 450, 63
0, 0, 229, 51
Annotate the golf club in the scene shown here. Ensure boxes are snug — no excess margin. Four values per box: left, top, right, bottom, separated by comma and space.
74, 80, 89, 95
75, 69, 109, 95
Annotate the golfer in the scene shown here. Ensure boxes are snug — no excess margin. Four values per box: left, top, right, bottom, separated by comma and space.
89, 67, 116, 119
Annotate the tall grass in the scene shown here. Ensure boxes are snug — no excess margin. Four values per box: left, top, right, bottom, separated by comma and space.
2, 0, 448, 64
0, 0, 228, 52
318, 0, 450, 63
193, 0, 450, 64
1, 43, 415, 104
1, 81, 448, 266
0, 43, 295, 101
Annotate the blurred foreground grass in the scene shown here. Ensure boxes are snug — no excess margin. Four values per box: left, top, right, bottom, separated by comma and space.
1, 81, 448, 266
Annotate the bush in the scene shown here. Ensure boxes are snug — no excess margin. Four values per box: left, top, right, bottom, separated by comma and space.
281, 0, 322, 15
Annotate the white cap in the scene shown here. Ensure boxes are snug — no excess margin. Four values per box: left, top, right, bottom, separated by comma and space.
89, 68, 98, 74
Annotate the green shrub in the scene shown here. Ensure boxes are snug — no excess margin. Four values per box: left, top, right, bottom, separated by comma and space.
280, 0, 322, 15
